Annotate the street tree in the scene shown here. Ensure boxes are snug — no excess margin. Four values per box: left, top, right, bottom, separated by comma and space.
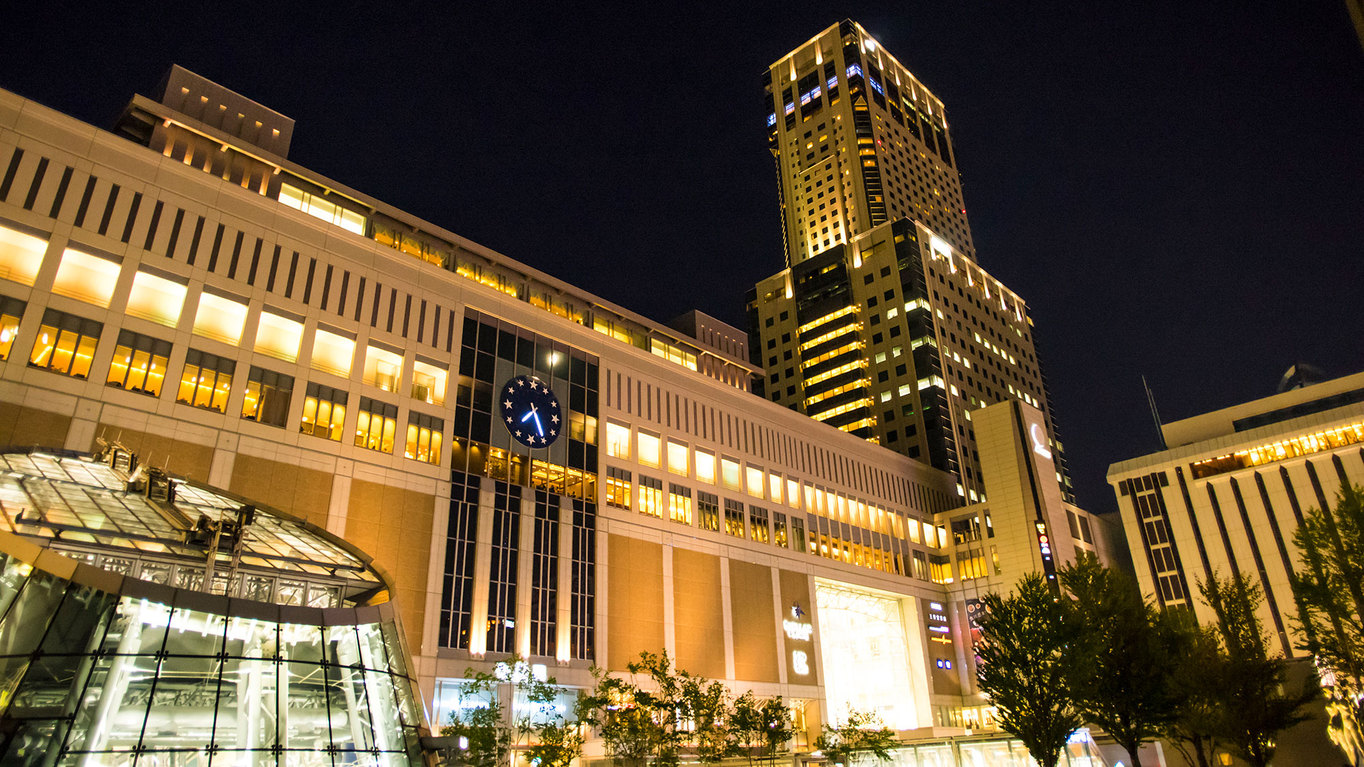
731, 691, 795, 766
1291, 482, 1364, 766
1200, 572, 1315, 767
974, 572, 1083, 767
1163, 618, 1225, 767
1061, 555, 1184, 767
815, 708, 896, 767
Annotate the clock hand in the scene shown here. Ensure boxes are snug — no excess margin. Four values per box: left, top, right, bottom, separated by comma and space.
520, 404, 545, 436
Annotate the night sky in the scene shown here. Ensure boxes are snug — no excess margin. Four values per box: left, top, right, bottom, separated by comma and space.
3, 3, 1361, 512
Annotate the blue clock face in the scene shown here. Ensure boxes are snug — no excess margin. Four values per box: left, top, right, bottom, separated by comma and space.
500, 375, 563, 448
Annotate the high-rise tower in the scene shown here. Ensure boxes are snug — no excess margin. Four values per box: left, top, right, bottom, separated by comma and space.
750, 22, 1074, 503
764, 20, 974, 267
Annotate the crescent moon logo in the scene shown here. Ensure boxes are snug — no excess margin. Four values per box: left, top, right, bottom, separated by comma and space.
1030, 422, 1053, 460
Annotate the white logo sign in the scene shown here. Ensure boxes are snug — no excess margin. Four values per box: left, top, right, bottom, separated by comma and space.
792, 650, 809, 675
1030, 423, 1052, 461
783, 619, 814, 642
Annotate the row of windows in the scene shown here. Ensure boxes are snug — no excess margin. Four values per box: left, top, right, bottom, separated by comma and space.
603, 421, 946, 544
11, 303, 444, 465
604, 372, 953, 516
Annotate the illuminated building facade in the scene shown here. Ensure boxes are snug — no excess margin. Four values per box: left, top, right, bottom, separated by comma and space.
764, 19, 975, 266
751, 24, 1073, 504
748, 218, 1071, 504
0, 447, 425, 764
0, 66, 1098, 751
1109, 369, 1364, 655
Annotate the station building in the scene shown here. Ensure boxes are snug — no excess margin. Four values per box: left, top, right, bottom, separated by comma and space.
0, 67, 1114, 751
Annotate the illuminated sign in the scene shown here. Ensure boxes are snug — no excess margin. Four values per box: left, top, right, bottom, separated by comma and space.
783, 619, 814, 642
1030, 422, 1052, 460
792, 650, 810, 675
1036, 522, 1057, 585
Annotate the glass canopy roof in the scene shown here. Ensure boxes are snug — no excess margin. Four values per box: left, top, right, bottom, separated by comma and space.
0, 450, 383, 606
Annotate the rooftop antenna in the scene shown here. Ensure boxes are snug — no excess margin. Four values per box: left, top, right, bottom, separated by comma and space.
1142, 375, 1166, 450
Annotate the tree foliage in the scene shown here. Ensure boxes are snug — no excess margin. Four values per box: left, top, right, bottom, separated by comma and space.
1164, 618, 1225, 767
815, 708, 896, 767
440, 659, 580, 767
579, 650, 794, 767
1199, 572, 1315, 767
731, 691, 796, 766
1291, 482, 1364, 766
1061, 555, 1184, 767
974, 572, 1083, 767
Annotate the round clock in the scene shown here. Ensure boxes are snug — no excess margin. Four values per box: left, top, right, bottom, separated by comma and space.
499, 375, 563, 448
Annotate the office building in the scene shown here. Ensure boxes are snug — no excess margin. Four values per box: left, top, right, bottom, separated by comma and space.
0, 446, 425, 764
751, 23, 1073, 504
764, 19, 975, 266
1108, 369, 1364, 766
1109, 368, 1364, 655
0, 66, 1119, 758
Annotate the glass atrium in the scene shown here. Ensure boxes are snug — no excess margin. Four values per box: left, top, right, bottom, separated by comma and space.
0, 448, 426, 765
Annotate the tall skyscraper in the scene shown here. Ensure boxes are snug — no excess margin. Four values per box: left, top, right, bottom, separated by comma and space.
764, 20, 975, 267
750, 22, 1073, 503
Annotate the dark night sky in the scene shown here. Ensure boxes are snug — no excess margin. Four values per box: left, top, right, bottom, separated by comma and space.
3, 3, 1362, 511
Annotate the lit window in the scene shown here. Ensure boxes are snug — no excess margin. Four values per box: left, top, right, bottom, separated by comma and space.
768, 473, 783, 504
300, 382, 347, 441
29, 309, 101, 379
311, 328, 355, 378
638, 475, 663, 518
0, 224, 47, 286
405, 411, 444, 465
666, 440, 688, 476
254, 311, 303, 363
0, 296, 26, 360
749, 506, 770, 543
774, 512, 789, 548
51, 248, 119, 307
668, 484, 692, 525
697, 491, 720, 531
695, 450, 715, 484
411, 358, 448, 405
355, 397, 398, 453
176, 349, 235, 412
724, 498, 745, 537
106, 330, 170, 396
241, 366, 294, 428
606, 467, 632, 509
363, 344, 404, 392
721, 458, 741, 491
278, 182, 366, 235
605, 422, 631, 459
746, 466, 765, 499
193, 292, 248, 344
786, 478, 800, 509
637, 431, 661, 468
649, 338, 698, 371
125, 271, 187, 327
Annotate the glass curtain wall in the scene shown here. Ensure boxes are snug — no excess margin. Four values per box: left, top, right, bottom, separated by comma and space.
0, 551, 424, 765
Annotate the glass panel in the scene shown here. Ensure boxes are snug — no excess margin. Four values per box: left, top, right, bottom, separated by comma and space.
255, 312, 303, 363
411, 359, 447, 405
194, 292, 249, 344
0, 224, 47, 286
0, 570, 68, 703
51, 248, 119, 307
311, 329, 355, 378
126, 271, 187, 327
